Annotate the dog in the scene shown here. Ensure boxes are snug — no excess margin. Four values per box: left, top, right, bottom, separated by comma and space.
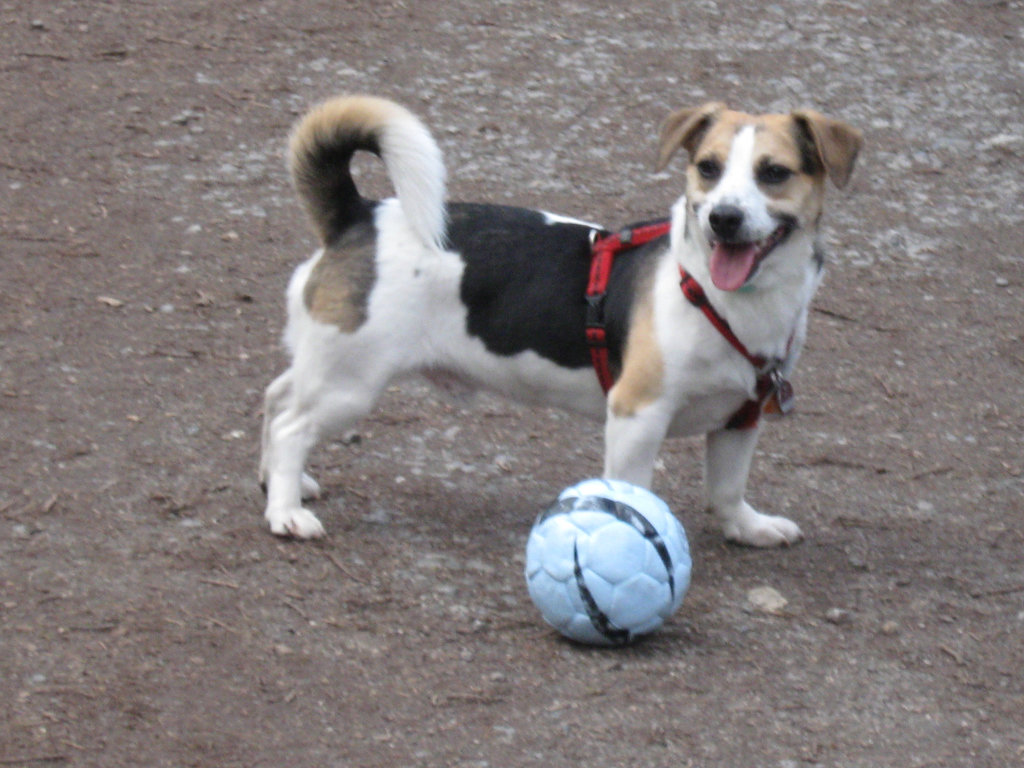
258, 95, 861, 546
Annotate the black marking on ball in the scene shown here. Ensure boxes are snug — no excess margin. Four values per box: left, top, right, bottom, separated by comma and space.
573, 539, 631, 645
539, 494, 677, 600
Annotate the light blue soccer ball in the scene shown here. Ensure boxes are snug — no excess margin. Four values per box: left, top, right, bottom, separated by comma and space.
524, 479, 691, 646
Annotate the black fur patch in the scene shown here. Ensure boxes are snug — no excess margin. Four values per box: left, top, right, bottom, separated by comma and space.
812, 240, 826, 272
295, 131, 379, 247
450, 203, 665, 371
791, 117, 824, 178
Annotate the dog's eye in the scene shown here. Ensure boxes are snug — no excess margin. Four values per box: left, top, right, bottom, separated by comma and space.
695, 159, 722, 181
757, 163, 794, 185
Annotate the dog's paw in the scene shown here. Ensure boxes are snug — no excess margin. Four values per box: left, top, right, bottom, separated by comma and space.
300, 473, 322, 501
720, 503, 803, 547
266, 507, 326, 539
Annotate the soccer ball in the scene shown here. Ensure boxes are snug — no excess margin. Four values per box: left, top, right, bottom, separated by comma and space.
524, 478, 691, 646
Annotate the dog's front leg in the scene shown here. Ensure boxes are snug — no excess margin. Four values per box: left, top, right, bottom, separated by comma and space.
705, 426, 802, 546
603, 405, 672, 490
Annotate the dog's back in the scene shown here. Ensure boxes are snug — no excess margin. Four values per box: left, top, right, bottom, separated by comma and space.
286, 96, 662, 385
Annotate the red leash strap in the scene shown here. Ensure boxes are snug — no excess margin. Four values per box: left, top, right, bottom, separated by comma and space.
586, 221, 672, 394
678, 267, 794, 430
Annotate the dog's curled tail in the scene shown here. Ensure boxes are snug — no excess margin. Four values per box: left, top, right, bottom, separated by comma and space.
288, 95, 447, 249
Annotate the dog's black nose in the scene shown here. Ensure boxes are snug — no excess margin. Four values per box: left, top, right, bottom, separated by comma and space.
708, 205, 745, 241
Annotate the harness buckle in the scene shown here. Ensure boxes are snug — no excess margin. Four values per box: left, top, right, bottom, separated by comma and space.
585, 292, 605, 327
585, 292, 607, 347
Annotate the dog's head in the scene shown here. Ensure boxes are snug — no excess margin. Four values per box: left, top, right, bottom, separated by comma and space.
657, 103, 861, 292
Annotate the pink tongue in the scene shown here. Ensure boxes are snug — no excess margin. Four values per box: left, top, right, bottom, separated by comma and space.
709, 243, 758, 291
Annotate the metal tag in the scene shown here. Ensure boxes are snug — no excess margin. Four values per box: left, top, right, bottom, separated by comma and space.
763, 371, 795, 417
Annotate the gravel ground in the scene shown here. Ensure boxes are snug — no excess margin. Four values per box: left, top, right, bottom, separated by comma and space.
1, 1, 1022, 766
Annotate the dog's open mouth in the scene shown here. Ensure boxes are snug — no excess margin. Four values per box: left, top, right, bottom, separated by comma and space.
709, 222, 793, 292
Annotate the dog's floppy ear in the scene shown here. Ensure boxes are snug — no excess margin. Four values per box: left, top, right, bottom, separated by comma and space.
792, 110, 862, 189
656, 102, 726, 172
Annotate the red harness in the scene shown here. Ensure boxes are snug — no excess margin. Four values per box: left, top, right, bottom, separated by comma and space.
678, 268, 794, 429
586, 222, 794, 430
586, 221, 673, 392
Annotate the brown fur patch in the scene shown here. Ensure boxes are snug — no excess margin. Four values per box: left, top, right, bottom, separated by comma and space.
303, 225, 377, 331
671, 107, 856, 210
791, 109, 862, 189
656, 102, 725, 171
662, 104, 860, 203
609, 291, 663, 419
681, 110, 832, 228
756, 115, 828, 224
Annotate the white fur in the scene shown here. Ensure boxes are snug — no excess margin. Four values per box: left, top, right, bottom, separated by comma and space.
260, 102, 828, 546
541, 210, 603, 229
368, 101, 448, 250
696, 126, 777, 243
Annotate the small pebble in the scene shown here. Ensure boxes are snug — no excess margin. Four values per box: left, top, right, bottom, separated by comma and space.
747, 585, 788, 614
825, 608, 852, 625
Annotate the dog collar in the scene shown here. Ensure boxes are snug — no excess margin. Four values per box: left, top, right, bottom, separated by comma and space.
678, 268, 795, 429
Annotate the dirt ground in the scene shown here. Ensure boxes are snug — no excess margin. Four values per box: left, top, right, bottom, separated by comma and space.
2, 1, 1022, 766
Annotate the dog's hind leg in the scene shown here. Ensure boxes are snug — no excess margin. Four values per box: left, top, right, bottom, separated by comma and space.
262, 361, 391, 538
263, 400, 325, 538
259, 370, 321, 501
